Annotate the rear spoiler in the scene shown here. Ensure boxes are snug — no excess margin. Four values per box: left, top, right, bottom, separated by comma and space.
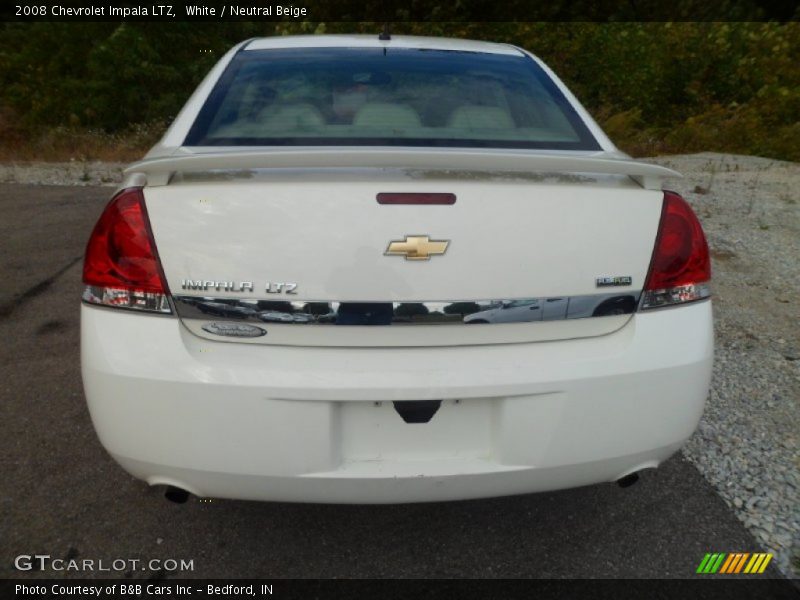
125, 148, 681, 190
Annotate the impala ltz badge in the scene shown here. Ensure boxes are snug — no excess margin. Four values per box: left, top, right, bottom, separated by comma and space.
596, 276, 633, 287
180, 280, 297, 294
182, 280, 254, 292
385, 235, 449, 261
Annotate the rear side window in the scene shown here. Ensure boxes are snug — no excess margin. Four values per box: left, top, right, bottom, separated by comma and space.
185, 47, 600, 151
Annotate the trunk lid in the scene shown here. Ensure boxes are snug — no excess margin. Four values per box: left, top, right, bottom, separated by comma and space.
143, 167, 664, 346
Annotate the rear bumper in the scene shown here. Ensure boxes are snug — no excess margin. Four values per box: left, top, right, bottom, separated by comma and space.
80, 301, 713, 504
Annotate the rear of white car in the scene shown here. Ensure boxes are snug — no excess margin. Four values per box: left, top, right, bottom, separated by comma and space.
80, 35, 713, 504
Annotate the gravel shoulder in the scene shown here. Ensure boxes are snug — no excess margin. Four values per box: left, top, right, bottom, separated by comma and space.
0, 161, 125, 187
2, 153, 798, 578
647, 153, 800, 578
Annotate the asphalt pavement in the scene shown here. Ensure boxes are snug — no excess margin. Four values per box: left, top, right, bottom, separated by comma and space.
0, 183, 797, 588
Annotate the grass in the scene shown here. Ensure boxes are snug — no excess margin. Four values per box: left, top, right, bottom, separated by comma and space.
0, 122, 167, 162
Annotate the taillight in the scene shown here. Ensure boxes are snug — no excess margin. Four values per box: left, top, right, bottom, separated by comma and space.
641, 191, 711, 310
82, 187, 171, 313
377, 193, 456, 205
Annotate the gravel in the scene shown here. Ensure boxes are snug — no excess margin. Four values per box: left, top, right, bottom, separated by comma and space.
0, 160, 124, 186
647, 153, 800, 578
3, 152, 799, 577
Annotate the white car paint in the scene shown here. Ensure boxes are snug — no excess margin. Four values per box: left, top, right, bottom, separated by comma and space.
82, 300, 712, 503
81, 35, 713, 503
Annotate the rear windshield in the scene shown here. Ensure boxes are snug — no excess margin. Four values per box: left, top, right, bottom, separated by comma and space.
185, 47, 600, 150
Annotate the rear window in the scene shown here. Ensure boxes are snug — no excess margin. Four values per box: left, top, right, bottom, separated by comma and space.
185, 47, 600, 151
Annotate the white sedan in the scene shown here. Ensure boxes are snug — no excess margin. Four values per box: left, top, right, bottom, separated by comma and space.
80, 34, 712, 504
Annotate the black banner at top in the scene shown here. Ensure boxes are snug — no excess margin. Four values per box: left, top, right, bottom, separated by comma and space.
2, 0, 799, 22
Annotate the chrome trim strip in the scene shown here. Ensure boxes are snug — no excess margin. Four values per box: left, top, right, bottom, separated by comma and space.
174, 292, 641, 326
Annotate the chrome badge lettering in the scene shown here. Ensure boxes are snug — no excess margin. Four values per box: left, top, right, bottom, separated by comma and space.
181, 280, 255, 292
266, 282, 297, 294
596, 276, 633, 287
181, 280, 297, 294
201, 322, 266, 338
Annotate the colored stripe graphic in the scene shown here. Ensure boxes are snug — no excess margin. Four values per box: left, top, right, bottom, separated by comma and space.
711, 552, 725, 573
720, 553, 738, 574
698, 552, 773, 574
701, 554, 718, 574
758, 554, 772, 573
696, 554, 713, 574
710, 553, 725, 573
719, 554, 736, 573
744, 554, 761, 573
734, 553, 750, 573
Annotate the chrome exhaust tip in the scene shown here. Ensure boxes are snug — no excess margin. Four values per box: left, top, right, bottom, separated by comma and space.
617, 472, 640, 488
164, 486, 190, 504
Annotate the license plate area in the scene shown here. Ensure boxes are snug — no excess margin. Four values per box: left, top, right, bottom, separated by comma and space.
337, 398, 493, 463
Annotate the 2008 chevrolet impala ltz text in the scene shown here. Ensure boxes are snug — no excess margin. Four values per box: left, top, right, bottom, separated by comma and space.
80, 34, 713, 504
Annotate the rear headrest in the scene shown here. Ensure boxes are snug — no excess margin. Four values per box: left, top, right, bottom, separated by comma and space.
353, 103, 422, 128
257, 103, 325, 130
448, 105, 515, 130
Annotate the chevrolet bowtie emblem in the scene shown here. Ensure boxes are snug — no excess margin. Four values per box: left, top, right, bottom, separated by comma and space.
384, 235, 449, 261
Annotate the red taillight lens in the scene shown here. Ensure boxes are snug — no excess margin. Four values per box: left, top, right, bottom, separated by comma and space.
641, 191, 711, 309
82, 187, 171, 313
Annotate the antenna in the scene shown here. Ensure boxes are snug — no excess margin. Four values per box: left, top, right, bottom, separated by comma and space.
378, 23, 391, 41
